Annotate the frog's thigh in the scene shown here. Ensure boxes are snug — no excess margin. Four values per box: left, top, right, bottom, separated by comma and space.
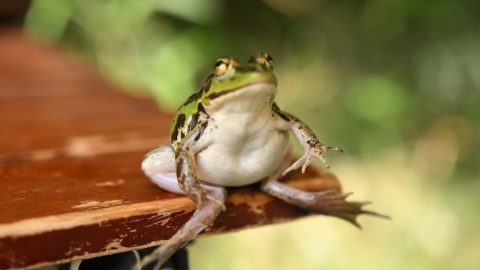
141, 144, 184, 194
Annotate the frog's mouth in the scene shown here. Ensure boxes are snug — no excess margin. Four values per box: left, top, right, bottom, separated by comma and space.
206, 80, 276, 100
205, 81, 276, 112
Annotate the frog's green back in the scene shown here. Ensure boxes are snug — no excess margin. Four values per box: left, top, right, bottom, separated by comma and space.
170, 90, 203, 144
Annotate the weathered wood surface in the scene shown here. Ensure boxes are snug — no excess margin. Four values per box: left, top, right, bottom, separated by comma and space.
0, 29, 341, 270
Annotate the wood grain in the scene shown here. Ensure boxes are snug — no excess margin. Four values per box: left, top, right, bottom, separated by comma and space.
0, 29, 341, 270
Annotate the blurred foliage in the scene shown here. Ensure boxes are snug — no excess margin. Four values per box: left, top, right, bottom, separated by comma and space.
25, 0, 480, 269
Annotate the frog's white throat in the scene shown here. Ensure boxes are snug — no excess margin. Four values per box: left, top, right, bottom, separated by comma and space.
206, 82, 276, 116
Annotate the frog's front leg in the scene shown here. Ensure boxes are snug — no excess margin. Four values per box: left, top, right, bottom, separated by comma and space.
273, 106, 342, 175
139, 138, 226, 270
270, 106, 386, 225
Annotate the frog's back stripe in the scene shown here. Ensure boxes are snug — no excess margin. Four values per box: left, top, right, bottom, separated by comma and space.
176, 73, 214, 117
187, 112, 200, 133
194, 121, 208, 141
171, 113, 186, 142
197, 103, 207, 115
179, 76, 213, 108
180, 92, 201, 108
202, 75, 213, 93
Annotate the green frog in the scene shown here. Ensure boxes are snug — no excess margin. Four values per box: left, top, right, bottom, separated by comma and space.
139, 53, 382, 269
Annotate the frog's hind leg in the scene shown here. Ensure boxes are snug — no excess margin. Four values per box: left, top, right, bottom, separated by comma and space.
261, 155, 387, 227
137, 184, 226, 270
138, 145, 227, 270
141, 144, 184, 194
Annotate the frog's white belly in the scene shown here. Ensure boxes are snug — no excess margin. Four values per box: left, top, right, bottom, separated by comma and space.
196, 123, 287, 186
196, 115, 288, 186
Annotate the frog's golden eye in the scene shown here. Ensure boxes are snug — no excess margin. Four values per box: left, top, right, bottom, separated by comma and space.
213, 58, 235, 77
249, 53, 274, 69
214, 60, 228, 76
262, 53, 274, 65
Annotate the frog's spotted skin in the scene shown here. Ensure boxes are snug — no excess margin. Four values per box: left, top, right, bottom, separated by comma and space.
169, 57, 277, 152
139, 53, 384, 270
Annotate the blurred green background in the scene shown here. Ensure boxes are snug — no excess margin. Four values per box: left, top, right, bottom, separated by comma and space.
25, 0, 479, 269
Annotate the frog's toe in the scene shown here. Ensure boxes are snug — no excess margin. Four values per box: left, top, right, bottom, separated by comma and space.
282, 149, 321, 175
307, 191, 389, 227
282, 154, 307, 176
311, 144, 343, 169
282, 144, 343, 175
324, 145, 343, 152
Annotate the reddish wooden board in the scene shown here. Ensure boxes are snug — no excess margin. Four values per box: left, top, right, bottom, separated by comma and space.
0, 29, 341, 270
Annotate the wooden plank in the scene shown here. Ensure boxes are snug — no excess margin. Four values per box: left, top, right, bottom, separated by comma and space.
0, 29, 341, 269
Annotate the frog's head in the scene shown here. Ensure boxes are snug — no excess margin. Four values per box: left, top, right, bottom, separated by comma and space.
201, 53, 277, 112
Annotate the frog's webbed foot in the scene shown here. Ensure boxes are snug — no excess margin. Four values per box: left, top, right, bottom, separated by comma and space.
262, 162, 388, 227
262, 181, 387, 227
137, 186, 227, 270
282, 143, 343, 176
300, 189, 388, 227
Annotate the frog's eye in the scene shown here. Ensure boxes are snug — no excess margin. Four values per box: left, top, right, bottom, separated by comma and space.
213, 58, 235, 77
263, 54, 274, 65
249, 53, 274, 69
214, 60, 228, 76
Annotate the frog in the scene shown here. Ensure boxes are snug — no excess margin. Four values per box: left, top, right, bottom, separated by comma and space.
138, 53, 383, 270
